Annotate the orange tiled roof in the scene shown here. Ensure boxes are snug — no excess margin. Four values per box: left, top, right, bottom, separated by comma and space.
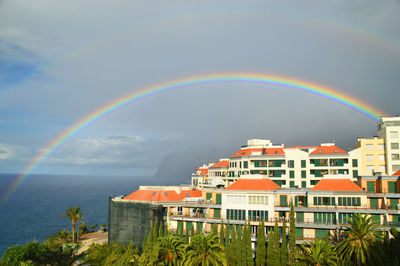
231, 148, 285, 157
393, 170, 400, 176
226, 178, 281, 190
310, 146, 347, 155
196, 168, 208, 175
210, 160, 229, 168
123, 189, 202, 202
311, 179, 363, 191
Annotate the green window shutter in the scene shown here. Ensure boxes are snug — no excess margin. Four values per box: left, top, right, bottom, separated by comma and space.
196, 222, 203, 233
290, 171, 295, 178
338, 197, 342, 206
316, 229, 328, 239
244, 161, 248, 168
206, 193, 212, 200
331, 197, 336, 206
389, 182, 396, 193
314, 197, 318, 205
356, 197, 361, 206
367, 181, 375, 192
216, 194, 222, 204
317, 197, 322, 205
391, 199, 398, 209
226, 209, 230, 219
186, 221, 193, 233
178, 221, 183, 231
352, 197, 356, 206
301, 160, 306, 168
295, 196, 298, 207
296, 228, 303, 238
314, 212, 318, 222
290, 181, 295, 187
302, 181, 306, 188
234, 210, 238, 219
352, 159, 358, 167
371, 198, 378, 209
372, 215, 380, 224
301, 170, 306, 178
255, 161, 259, 167
323, 213, 327, 223
353, 170, 358, 178
297, 212, 304, 222
326, 197, 331, 206
338, 159, 344, 166
214, 209, 220, 218
281, 195, 288, 207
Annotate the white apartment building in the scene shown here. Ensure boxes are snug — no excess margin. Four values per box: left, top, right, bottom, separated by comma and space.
378, 116, 400, 175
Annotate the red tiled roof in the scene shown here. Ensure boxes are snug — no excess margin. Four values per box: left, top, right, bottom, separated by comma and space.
226, 178, 281, 190
393, 170, 400, 176
231, 148, 285, 157
310, 146, 347, 155
196, 168, 208, 175
123, 189, 202, 202
311, 179, 363, 191
210, 160, 229, 168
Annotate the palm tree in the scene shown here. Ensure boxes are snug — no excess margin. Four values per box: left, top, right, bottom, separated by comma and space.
158, 234, 186, 265
183, 233, 226, 266
61, 206, 85, 243
335, 213, 382, 265
297, 239, 337, 266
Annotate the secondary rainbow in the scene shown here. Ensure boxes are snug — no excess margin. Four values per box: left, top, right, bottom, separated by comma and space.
0, 73, 386, 203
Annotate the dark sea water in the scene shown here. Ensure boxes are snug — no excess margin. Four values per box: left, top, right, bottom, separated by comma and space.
0, 173, 184, 257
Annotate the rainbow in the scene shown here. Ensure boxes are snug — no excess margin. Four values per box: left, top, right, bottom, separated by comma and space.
0, 73, 386, 203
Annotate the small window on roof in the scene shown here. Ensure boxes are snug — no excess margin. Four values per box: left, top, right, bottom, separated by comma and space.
152, 192, 156, 196
186, 193, 190, 197
319, 150, 322, 153
335, 150, 338, 153
164, 192, 168, 196
275, 151, 278, 154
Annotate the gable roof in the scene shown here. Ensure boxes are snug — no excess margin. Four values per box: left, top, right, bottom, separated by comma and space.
311, 179, 363, 191
196, 168, 208, 175
393, 170, 400, 176
310, 145, 347, 155
231, 148, 285, 157
209, 160, 229, 168
123, 189, 202, 202
226, 178, 281, 190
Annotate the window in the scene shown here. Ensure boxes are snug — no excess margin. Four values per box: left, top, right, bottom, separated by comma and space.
248, 195, 268, 205
301, 170, 306, 178
366, 144, 373, 150
301, 160, 306, 168
352, 159, 358, 167
290, 171, 294, 178
288, 160, 294, 168
379, 155, 385, 161
390, 131, 399, 138
378, 144, 385, 150
392, 154, 400, 161
391, 143, 399, 150
366, 155, 374, 161
243, 161, 248, 168
290, 181, 295, 187
302, 181, 306, 188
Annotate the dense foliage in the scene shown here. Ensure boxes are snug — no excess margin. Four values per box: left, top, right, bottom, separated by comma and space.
3, 205, 400, 265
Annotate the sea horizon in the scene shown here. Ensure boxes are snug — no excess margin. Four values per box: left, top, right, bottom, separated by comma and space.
0, 173, 186, 257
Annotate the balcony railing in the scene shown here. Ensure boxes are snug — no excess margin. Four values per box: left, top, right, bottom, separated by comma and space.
365, 188, 399, 194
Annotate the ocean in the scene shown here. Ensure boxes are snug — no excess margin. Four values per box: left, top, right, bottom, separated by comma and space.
0, 173, 185, 257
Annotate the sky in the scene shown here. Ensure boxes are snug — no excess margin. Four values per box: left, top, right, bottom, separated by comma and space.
0, 0, 399, 180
